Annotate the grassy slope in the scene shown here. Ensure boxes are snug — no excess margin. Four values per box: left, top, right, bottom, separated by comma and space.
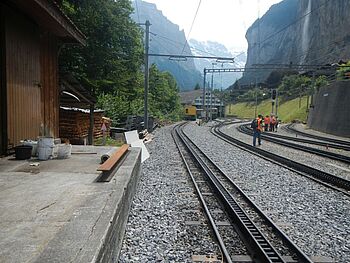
226, 96, 310, 123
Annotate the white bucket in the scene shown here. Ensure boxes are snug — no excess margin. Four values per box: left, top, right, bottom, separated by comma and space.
38, 137, 54, 160
57, 144, 72, 159
38, 137, 54, 148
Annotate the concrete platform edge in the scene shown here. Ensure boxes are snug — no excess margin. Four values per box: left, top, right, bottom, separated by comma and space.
95, 148, 141, 263
33, 147, 142, 263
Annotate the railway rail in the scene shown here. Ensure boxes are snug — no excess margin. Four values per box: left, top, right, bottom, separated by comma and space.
173, 122, 313, 263
212, 122, 350, 196
237, 124, 350, 164
284, 124, 350, 147
246, 124, 350, 151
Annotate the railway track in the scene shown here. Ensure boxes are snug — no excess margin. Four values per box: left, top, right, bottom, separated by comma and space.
245, 124, 350, 151
237, 124, 350, 164
173, 123, 313, 263
212, 122, 350, 196
284, 124, 350, 147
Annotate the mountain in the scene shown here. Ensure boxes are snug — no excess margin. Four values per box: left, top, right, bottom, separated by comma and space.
131, 0, 202, 91
241, 0, 350, 85
189, 39, 246, 89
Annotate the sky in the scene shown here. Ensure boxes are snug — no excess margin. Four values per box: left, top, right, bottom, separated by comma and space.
143, 0, 283, 52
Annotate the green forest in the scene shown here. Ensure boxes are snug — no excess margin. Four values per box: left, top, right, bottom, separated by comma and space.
60, 0, 182, 124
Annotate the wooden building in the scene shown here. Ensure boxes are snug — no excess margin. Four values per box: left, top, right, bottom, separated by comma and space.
0, 0, 86, 155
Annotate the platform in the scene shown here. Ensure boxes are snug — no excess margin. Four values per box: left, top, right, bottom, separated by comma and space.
0, 145, 141, 263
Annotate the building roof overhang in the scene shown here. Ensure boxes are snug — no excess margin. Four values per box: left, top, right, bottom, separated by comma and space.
8, 0, 86, 45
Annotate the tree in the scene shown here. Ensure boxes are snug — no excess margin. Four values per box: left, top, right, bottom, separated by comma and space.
194, 83, 201, 90
60, 0, 143, 101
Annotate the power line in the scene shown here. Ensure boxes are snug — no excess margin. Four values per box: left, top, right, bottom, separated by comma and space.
134, 0, 140, 24
181, 0, 202, 54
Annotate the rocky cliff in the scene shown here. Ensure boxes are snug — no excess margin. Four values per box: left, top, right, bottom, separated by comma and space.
241, 0, 350, 84
131, 0, 202, 90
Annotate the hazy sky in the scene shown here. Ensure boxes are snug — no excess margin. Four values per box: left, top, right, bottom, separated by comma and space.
143, 0, 282, 51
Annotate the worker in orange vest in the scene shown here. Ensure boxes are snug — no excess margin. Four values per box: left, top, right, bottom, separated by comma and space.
264, 115, 270, 132
251, 114, 263, 146
271, 115, 276, 132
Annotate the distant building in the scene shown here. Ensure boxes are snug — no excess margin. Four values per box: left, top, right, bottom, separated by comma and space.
179, 89, 224, 119
0, 0, 86, 155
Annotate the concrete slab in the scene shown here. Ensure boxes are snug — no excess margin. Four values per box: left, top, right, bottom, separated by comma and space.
0, 145, 141, 263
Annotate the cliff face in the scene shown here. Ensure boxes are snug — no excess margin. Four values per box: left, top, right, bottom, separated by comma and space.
131, 0, 202, 90
242, 0, 350, 84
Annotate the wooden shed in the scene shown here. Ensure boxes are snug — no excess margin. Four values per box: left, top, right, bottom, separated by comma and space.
0, 0, 85, 155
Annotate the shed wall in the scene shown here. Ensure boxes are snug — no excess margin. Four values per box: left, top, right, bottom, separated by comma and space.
5, 6, 42, 147
40, 31, 59, 137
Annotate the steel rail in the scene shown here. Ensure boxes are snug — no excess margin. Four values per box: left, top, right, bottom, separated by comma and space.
175, 124, 288, 263
237, 124, 350, 164
179, 125, 313, 263
247, 124, 350, 151
211, 123, 350, 195
171, 123, 231, 263
284, 124, 350, 147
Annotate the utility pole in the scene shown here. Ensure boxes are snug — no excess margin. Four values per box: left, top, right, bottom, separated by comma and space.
202, 69, 206, 119
275, 90, 279, 117
210, 73, 213, 121
144, 20, 150, 131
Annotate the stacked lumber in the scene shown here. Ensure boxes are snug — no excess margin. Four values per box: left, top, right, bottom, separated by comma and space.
59, 108, 110, 144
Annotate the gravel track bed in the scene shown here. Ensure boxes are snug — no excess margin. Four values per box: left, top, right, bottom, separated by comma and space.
288, 123, 350, 143
118, 125, 220, 262
224, 122, 350, 181
184, 122, 350, 262
261, 126, 350, 158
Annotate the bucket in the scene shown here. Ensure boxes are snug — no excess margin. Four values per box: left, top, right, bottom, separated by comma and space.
15, 145, 33, 160
22, 140, 38, 156
38, 137, 54, 160
57, 144, 72, 159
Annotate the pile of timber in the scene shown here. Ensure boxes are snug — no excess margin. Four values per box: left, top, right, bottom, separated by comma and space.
59, 108, 110, 144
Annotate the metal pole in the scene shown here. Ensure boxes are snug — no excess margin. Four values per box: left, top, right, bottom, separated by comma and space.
144, 20, 150, 131
210, 73, 213, 121
275, 90, 278, 117
88, 103, 94, 145
202, 69, 206, 118
254, 89, 258, 118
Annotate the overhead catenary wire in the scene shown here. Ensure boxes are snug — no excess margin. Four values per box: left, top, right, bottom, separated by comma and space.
134, 0, 141, 24
181, 0, 202, 54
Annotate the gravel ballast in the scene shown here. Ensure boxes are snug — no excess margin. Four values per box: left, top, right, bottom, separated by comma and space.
184, 122, 350, 262
222, 122, 350, 180
118, 125, 220, 262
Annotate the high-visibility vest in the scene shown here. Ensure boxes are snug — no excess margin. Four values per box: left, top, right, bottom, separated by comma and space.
257, 118, 263, 131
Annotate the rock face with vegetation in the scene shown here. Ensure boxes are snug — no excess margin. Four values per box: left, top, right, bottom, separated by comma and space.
131, 0, 202, 91
241, 0, 350, 84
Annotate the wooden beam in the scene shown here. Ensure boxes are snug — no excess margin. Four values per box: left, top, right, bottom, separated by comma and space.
61, 78, 94, 105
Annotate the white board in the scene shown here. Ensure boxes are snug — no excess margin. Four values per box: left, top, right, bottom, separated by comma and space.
124, 130, 150, 163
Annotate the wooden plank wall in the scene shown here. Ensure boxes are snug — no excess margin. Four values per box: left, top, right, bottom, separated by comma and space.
0, 4, 6, 154
40, 31, 59, 138
5, 5, 42, 148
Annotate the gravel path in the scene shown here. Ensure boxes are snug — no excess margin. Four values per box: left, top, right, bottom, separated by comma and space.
184, 122, 350, 262
222, 122, 350, 180
118, 125, 220, 262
